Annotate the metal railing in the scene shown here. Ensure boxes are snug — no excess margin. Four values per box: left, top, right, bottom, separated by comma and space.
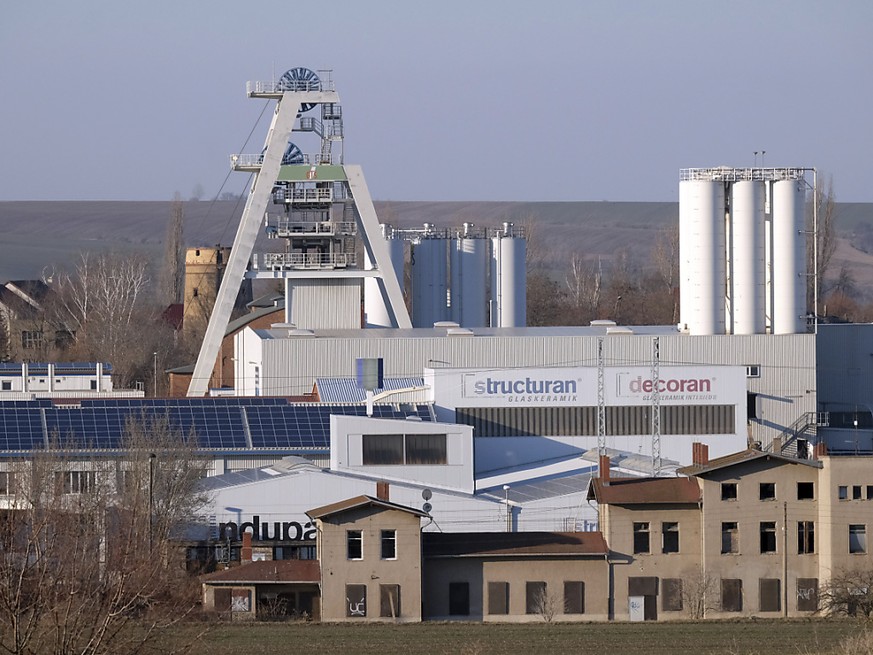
257, 252, 355, 270
266, 219, 356, 237
246, 79, 335, 95
763, 411, 829, 458
680, 167, 810, 182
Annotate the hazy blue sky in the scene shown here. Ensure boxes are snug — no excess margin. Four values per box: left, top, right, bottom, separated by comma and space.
2, 1, 871, 202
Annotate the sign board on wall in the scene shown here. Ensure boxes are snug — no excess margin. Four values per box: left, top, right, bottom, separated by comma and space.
453, 366, 744, 408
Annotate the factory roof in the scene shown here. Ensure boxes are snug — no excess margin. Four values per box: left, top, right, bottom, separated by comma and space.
254, 325, 682, 340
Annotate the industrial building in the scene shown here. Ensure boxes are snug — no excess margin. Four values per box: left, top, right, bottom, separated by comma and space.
3, 67, 873, 622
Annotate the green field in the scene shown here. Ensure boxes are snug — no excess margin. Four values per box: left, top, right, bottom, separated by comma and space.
182, 619, 869, 655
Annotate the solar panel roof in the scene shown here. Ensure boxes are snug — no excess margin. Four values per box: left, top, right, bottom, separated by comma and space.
0, 400, 433, 453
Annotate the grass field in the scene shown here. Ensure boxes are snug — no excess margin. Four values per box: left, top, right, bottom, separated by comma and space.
181, 619, 869, 655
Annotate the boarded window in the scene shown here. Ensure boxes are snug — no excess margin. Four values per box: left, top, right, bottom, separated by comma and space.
231, 588, 251, 613
449, 582, 470, 616
380, 584, 401, 618
633, 522, 650, 554
797, 521, 815, 554
797, 578, 818, 612
759, 578, 781, 612
662, 522, 679, 554
214, 587, 231, 612
564, 581, 585, 614
850, 524, 867, 554
722, 522, 739, 554
526, 581, 546, 615
662, 578, 683, 612
346, 584, 367, 617
721, 578, 743, 612
488, 581, 509, 615
628, 576, 658, 596
760, 522, 777, 553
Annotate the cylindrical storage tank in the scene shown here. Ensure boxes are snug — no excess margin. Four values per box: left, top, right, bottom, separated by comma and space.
490, 227, 527, 327
411, 236, 449, 327
451, 227, 488, 327
364, 228, 406, 328
730, 180, 767, 335
678, 180, 726, 335
771, 179, 807, 334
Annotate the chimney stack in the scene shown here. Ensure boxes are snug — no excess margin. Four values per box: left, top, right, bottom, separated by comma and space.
692, 442, 709, 466
376, 480, 390, 501
599, 454, 610, 483
814, 441, 827, 459
241, 531, 253, 564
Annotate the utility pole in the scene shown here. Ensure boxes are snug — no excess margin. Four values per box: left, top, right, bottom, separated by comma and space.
783, 500, 788, 617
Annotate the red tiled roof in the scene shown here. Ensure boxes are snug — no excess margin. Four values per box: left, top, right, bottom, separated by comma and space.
307, 495, 429, 520
588, 476, 701, 505
424, 531, 608, 558
201, 559, 319, 584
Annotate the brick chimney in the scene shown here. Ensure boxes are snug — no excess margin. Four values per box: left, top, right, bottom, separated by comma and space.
599, 454, 610, 484
692, 442, 709, 466
241, 531, 253, 564
376, 480, 390, 501
814, 441, 827, 459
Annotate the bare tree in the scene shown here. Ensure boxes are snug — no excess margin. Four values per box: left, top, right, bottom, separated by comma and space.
680, 567, 719, 619
565, 254, 602, 317
52, 252, 151, 386
807, 176, 838, 315
531, 585, 561, 623
652, 225, 680, 323
0, 414, 210, 655
819, 568, 873, 618
160, 195, 185, 306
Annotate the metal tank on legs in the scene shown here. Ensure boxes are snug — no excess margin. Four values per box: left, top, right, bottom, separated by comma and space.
730, 180, 766, 335
411, 225, 449, 327
490, 222, 526, 328
679, 178, 726, 335
771, 179, 807, 334
450, 223, 488, 327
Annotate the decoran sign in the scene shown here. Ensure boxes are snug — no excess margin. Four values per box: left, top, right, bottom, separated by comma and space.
217, 516, 316, 542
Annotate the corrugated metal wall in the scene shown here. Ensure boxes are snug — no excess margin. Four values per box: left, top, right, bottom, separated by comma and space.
260, 332, 816, 444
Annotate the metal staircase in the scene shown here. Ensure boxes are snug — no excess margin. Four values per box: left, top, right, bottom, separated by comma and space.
764, 411, 830, 458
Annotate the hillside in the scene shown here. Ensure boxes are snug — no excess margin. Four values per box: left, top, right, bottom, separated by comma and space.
1, 200, 872, 297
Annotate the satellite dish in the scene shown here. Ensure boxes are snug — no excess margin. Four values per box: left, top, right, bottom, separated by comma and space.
422, 502, 433, 514
422, 488, 432, 501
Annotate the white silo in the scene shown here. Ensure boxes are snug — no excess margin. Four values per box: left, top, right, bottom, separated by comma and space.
730, 180, 766, 335
490, 223, 527, 327
679, 179, 726, 335
411, 227, 449, 327
364, 225, 406, 328
450, 224, 488, 327
771, 179, 807, 334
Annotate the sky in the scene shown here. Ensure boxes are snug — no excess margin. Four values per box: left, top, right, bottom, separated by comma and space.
1, 0, 871, 203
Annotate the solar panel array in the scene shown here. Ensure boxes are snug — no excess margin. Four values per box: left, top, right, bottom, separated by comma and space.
0, 399, 432, 453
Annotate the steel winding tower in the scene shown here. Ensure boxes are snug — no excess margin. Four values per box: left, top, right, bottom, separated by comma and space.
187, 68, 411, 397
